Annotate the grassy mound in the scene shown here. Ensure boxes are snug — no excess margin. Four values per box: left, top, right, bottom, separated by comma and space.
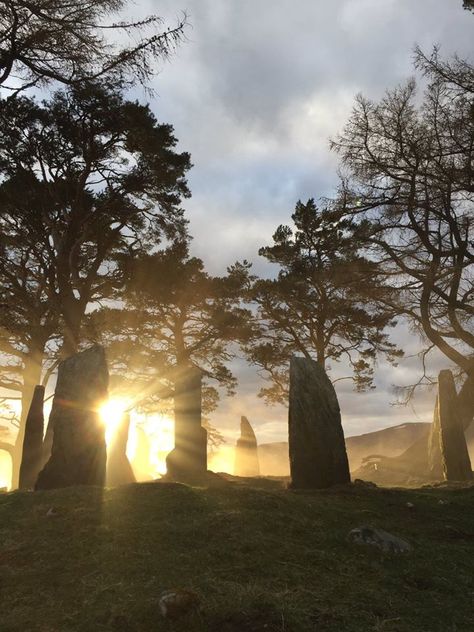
0, 478, 473, 631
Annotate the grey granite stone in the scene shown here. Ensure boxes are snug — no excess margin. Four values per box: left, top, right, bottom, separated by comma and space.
36, 345, 108, 489
289, 356, 350, 489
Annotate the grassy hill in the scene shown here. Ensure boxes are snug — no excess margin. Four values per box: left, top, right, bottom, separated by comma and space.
1, 478, 474, 631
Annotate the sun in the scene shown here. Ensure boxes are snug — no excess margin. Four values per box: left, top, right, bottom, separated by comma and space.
97, 399, 177, 479
98, 397, 130, 445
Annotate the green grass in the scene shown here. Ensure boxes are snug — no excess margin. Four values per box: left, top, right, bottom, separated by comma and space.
1, 478, 474, 631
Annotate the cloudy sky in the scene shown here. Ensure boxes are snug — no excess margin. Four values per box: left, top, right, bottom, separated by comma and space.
128, 0, 474, 445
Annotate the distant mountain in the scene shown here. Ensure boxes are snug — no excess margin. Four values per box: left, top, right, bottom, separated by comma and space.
353, 421, 474, 486
344, 422, 430, 471
258, 422, 474, 477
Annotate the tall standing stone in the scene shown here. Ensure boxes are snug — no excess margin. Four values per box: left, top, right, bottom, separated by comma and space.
234, 416, 260, 477
428, 395, 444, 479
289, 356, 350, 489
106, 413, 136, 487
437, 369, 472, 481
40, 411, 54, 469
166, 366, 207, 480
36, 345, 108, 490
19, 385, 45, 490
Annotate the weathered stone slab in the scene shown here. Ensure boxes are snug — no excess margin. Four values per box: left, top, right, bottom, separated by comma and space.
166, 366, 207, 480
288, 356, 350, 489
437, 369, 472, 481
348, 526, 412, 554
234, 415, 260, 477
36, 345, 108, 490
19, 385, 45, 490
106, 412, 136, 487
428, 394, 444, 479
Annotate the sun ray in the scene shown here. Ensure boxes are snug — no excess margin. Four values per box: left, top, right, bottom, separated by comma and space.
98, 398, 130, 446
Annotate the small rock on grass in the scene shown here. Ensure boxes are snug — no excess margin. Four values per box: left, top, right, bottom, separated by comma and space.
159, 588, 200, 620
348, 526, 412, 554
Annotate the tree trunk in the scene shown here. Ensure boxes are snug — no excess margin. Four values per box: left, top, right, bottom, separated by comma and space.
438, 370, 472, 481
60, 298, 83, 358
166, 365, 207, 480
458, 371, 474, 430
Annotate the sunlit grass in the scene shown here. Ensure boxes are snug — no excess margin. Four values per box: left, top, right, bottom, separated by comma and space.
2, 481, 474, 630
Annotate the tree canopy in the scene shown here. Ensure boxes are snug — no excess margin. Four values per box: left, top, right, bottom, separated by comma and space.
0, 81, 191, 355
332, 48, 474, 424
0, 0, 186, 94
247, 199, 401, 405
91, 243, 254, 416
0, 81, 192, 484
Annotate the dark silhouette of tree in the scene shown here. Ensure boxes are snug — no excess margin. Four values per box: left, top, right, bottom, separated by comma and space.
247, 199, 401, 405
90, 243, 254, 417
0, 81, 191, 485
331, 48, 474, 427
0, 0, 186, 94
0, 221, 60, 486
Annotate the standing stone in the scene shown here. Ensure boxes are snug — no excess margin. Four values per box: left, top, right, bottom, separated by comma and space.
437, 369, 472, 481
106, 413, 136, 487
36, 345, 108, 490
234, 416, 260, 477
19, 385, 45, 490
166, 366, 207, 480
40, 411, 54, 469
428, 395, 444, 479
289, 356, 350, 489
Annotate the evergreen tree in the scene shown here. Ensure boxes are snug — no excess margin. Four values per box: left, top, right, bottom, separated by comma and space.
247, 199, 401, 405
0, 0, 186, 94
0, 81, 191, 485
91, 243, 254, 418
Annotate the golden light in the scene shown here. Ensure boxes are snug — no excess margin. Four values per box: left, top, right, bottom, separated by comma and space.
133, 413, 175, 477
0, 399, 20, 491
208, 445, 235, 475
98, 398, 130, 446
0, 450, 12, 491
147, 413, 175, 476
98, 397, 176, 479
